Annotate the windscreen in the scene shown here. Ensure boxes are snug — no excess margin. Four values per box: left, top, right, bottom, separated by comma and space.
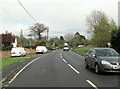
96, 49, 119, 56
64, 46, 68, 47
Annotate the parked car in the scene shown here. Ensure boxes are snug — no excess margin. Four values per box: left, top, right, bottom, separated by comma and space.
11, 47, 27, 57
36, 46, 48, 54
85, 48, 120, 74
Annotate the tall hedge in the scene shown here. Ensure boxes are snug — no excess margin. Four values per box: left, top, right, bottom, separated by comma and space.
111, 28, 120, 53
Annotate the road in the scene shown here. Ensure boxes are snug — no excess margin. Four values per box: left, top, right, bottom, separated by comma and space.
4, 50, 119, 88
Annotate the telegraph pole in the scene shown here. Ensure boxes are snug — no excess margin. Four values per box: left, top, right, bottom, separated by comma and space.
46, 27, 49, 47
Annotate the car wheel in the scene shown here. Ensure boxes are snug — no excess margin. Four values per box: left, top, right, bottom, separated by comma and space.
95, 64, 100, 74
85, 61, 89, 68
21, 54, 23, 57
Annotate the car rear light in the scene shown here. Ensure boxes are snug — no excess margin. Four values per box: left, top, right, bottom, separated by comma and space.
19, 52, 21, 54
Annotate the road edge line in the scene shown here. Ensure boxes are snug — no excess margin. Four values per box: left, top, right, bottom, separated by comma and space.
8, 58, 38, 84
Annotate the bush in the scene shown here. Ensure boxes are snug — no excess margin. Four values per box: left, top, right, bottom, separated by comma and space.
24, 46, 36, 49
2, 46, 12, 51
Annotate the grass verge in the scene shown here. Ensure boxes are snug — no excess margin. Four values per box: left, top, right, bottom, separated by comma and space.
1, 53, 37, 69
73, 47, 92, 56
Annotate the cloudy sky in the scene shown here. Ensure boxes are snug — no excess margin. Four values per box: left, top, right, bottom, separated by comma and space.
0, 0, 119, 39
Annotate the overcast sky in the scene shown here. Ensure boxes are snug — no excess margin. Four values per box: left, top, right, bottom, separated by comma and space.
0, 0, 119, 39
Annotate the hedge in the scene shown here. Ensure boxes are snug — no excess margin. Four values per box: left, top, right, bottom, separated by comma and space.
0, 46, 12, 51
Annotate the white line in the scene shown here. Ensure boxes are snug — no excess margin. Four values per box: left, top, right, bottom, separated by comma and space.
61, 56, 63, 59
8, 51, 54, 84
68, 64, 80, 74
86, 80, 98, 89
62, 59, 67, 63
9, 56, 42, 84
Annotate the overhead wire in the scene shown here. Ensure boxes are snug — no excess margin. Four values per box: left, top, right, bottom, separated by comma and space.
17, 0, 38, 23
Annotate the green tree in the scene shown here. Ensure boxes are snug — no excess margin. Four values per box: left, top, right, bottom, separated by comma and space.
49, 37, 60, 47
86, 10, 116, 47
5, 30, 8, 34
72, 38, 80, 47
39, 39, 46, 46
59, 36, 64, 48
60, 36, 64, 40
72, 32, 86, 47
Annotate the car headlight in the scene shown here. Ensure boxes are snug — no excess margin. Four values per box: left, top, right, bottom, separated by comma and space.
101, 61, 111, 65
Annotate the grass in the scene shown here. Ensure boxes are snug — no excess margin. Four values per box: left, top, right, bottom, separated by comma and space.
0, 53, 37, 69
73, 47, 92, 56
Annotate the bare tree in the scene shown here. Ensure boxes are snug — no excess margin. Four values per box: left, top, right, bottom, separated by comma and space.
29, 23, 49, 40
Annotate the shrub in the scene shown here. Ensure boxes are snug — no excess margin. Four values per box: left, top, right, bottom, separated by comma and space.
2, 46, 12, 51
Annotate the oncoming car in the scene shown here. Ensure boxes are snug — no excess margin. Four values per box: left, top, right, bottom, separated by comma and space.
36, 46, 48, 54
85, 48, 120, 74
63, 46, 69, 51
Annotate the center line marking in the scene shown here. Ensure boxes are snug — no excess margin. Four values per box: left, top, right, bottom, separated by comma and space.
68, 64, 80, 74
62, 59, 67, 63
86, 80, 98, 89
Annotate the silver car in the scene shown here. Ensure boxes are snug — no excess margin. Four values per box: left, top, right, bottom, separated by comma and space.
85, 48, 120, 74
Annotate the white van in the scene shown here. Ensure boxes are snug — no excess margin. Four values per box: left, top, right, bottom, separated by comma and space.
63, 43, 69, 51
63, 46, 69, 51
36, 46, 48, 54
11, 47, 27, 57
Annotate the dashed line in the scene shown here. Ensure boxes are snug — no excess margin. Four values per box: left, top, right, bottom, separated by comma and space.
68, 64, 80, 74
62, 59, 67, 63
86, 80, 98, 89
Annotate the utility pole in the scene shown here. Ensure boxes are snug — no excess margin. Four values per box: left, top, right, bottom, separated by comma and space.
46, 27, 49, 47
28, 33, 32, 46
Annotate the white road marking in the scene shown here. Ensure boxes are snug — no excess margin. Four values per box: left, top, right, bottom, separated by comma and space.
62, 59, 67, 63
9, 59, 37, 84
8, 57, 41, 84
61, 56, 63, 59
8, 51, 54, 84
68, 64, 80, 74
86, 80, 98, 89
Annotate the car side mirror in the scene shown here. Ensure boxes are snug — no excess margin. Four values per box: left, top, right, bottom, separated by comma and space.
86, 53, 88, 56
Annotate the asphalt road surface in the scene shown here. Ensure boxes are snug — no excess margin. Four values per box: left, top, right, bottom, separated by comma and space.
4, 50, 120, 88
